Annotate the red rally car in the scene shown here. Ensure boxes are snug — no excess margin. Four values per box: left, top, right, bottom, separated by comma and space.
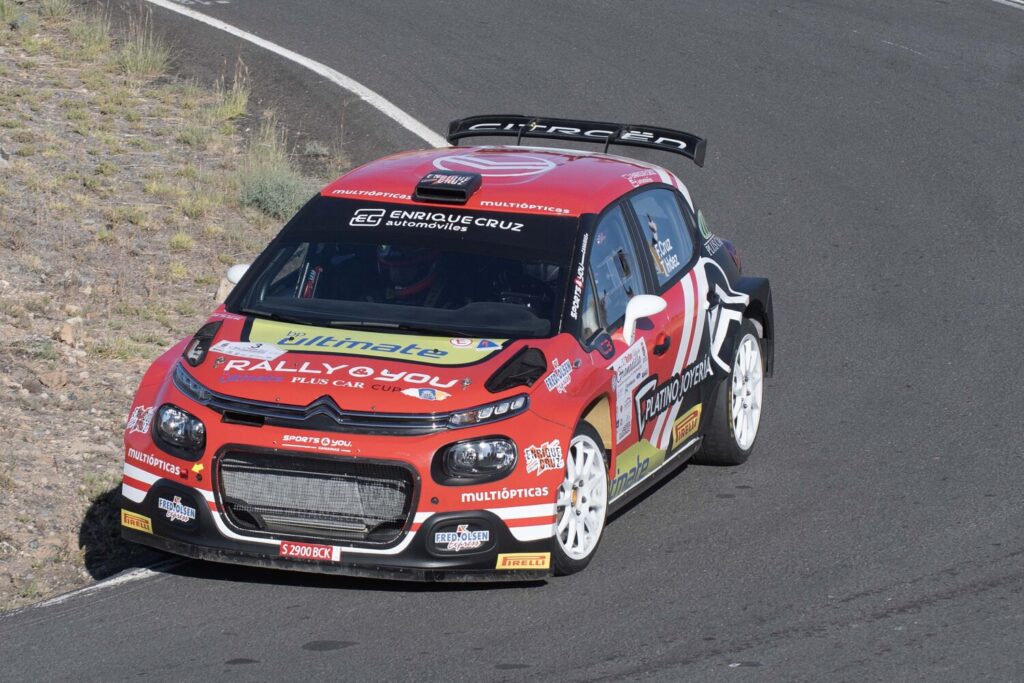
120, 115, 774, 580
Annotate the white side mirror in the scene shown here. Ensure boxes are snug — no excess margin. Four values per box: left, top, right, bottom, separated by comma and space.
623, 294, 668, 345
226, 263, 250, 285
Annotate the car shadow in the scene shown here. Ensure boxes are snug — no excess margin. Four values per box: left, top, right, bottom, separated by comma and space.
78, 485, 167, 580
78, 461, 688, 591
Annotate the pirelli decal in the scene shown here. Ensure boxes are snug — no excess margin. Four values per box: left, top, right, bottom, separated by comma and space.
496, 552, 551, 570
671, 405, 701, 448
121, 510, 153, 534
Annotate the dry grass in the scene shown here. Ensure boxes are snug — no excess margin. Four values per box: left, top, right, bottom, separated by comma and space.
117, 9, 169, 79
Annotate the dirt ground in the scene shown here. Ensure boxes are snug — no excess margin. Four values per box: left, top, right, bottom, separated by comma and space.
0, 1, 340, 611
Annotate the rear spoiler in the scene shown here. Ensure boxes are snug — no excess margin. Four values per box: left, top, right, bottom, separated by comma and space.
446, 115, 707, 167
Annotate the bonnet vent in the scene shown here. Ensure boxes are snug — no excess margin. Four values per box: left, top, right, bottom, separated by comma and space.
412, 171, 482, 205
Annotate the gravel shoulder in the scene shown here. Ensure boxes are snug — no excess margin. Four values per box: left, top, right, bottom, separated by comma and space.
0, 0, 341, 612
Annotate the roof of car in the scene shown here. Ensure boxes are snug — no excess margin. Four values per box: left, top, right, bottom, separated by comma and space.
320, 146, 693, 218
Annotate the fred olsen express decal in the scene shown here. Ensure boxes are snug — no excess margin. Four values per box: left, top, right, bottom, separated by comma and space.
245, 319, 506, 366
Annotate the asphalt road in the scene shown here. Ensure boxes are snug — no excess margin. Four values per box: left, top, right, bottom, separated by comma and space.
4, 1, 1024, 680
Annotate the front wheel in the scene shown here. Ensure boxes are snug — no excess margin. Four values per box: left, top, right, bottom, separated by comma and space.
552, 423, 609, 575
692, 319, 764, 466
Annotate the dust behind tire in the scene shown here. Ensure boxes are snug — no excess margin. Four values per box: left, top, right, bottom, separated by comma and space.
692, 319, 764, 466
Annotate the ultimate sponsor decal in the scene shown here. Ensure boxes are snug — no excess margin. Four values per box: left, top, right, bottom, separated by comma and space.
634, 357, 713, 436
460, 486, 549, 504
221, 358, 457, 389
496, 552, 551, 570
282, 434, 353, 453
210, 340, 285, 361
279, 540, 341, 562
543, 358, 573, 394
126, 448, 184, 478
246, 319, 506, 366
158, 496, 197, 524
349, 206, 523, 234
671, 405, 702, 447
608, 339, 650, 444
434, 525, 490, 552
121, 510, 152, 534
524, 441, 564, 476
126, 405, 154, 435
609, 443, 666, 499
568, 232, 589, 320
435, 152, 556, 178
401, 387, 450, 401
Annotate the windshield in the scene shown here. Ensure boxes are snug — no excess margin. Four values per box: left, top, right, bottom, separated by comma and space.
229, 198, 580, 338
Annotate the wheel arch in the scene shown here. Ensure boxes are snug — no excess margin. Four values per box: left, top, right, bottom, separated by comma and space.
733, 276, 774, 376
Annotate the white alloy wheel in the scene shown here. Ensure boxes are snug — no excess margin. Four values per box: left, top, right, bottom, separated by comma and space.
555, 433, 608, 561
730, 333, 764, 450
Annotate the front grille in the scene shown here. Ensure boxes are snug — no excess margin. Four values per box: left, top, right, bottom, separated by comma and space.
217, 451, 415, 544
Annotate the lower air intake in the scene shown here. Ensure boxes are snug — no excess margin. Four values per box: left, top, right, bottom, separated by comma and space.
217, 451, 414, 545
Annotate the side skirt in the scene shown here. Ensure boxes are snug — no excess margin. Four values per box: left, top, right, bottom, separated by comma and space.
608, 436, 703, 514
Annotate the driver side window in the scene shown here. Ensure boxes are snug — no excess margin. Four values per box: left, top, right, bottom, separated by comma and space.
588, 206, 645, 330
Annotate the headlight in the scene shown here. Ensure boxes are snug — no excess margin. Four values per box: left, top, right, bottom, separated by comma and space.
437, 438, 517, 482
448, 395, 528, 427
155, 404, 206, 459
173, 363, 212, 403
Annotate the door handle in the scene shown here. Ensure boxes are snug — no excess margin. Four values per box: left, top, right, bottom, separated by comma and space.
653, 333, 672, 356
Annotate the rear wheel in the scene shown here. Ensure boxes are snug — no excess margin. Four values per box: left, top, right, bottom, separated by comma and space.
693, 319, 764, 466
552, 423, 609, 575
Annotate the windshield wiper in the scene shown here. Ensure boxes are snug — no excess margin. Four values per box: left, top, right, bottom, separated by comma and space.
329, 320, 475, 337
239, 308, 315, 327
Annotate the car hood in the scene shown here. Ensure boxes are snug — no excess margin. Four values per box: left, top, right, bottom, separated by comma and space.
184, 315, 522, 412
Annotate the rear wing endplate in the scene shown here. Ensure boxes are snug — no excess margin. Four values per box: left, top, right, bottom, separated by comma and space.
446, 115, 707, 167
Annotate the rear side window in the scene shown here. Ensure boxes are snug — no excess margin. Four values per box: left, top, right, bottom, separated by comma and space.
629, 188, 693, 287
589, 207, 645, 328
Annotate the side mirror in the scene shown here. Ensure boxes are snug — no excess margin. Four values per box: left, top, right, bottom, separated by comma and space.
623, 294, 667, 345
226, 263, 250, 285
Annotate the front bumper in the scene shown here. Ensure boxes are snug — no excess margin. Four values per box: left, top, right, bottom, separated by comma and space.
121, 480, 553, 582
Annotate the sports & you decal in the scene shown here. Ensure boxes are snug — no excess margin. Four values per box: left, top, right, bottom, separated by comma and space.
634, 356, 712, 435
434, 525, 490, 552
121, 510, 152, 534
246, 319, 506, 366
568, 232, 589, 320
496, 552, 551, 570
157, 496, 197, 524
671, 405, 702, 447
126, 405, 154, 435
608, 339, 649, 444
524, 441, 564, 476
282, 434, 353, 453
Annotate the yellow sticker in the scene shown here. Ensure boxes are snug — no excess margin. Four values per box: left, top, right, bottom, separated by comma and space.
191, 463, 204, 474
671, 405, 702, 447
121, 509, 152, 535
496, 552, 551, 570
246, 319, 506, 366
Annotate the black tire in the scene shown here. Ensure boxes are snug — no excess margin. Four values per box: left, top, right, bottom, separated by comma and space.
692, 319, 764, 466
551, 422, 609, 576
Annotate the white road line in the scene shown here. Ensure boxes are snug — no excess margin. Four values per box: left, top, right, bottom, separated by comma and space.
139, 0, 448, 148
991, 0, 1024, 9
2, 559, 184, 618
